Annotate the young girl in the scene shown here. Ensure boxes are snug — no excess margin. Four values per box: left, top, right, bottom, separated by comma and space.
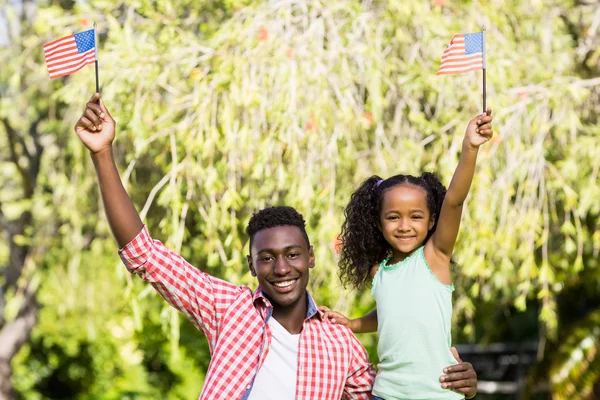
321, 110, 493, 399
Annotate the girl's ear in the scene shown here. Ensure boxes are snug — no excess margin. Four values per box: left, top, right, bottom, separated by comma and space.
377, 215, 383, 232
428, 215, 435, 231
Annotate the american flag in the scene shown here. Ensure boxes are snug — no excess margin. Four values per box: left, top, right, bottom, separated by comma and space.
437, 32, 484, 75
43, 29, 96, 79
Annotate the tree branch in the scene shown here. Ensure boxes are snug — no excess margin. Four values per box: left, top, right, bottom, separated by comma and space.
27, 117, 43, 186
0, 201, 13, 235
15, 123, 31, 161
30, 118, 42, 156
1, 118, 33, 197
0, 285, 38, 361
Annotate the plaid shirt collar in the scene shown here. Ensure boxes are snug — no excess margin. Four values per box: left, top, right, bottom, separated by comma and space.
252, 287, 321, 321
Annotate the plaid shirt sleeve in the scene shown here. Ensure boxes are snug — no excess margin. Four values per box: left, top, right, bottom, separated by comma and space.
342, 334, 376, 399
118, 226, 242, 346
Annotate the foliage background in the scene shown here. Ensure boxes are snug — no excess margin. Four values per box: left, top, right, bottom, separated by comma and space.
0, 0, 599, 398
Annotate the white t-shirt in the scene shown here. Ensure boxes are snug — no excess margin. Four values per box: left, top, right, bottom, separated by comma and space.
247, 317, 300, 400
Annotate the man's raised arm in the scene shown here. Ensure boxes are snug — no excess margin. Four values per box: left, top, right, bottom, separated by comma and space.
74, 93, 143, 246
73, 94, 242, 346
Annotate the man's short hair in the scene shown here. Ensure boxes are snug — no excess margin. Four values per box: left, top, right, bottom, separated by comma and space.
246, 206, 311, 251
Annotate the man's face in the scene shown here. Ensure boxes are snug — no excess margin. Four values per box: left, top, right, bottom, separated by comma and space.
247, 225, 315, 310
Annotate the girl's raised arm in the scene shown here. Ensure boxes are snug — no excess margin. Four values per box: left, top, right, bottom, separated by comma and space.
428, 110, 493, 276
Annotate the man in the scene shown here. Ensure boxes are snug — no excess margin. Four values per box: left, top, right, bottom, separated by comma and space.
74, 94, 478, 399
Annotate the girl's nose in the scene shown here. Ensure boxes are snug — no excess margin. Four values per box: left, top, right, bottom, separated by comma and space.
399, 218, 410, 229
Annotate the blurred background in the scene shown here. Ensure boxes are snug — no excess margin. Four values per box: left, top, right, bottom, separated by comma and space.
0, 0, 599, 399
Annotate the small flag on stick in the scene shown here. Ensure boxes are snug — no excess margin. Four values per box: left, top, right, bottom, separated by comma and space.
437, 30, 487, 112
43, 29, 96, 79
436, 32, 484, 75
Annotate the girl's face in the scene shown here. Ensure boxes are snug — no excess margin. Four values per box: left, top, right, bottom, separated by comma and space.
379, 184, 435, 263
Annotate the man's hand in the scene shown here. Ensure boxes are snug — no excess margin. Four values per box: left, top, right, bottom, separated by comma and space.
74, 93, 115, 154
440, 347, 477, 399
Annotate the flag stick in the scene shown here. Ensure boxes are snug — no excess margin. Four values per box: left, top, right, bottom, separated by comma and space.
483, 69, 486, 113
94, 22, 99, 94
482, 26, 487, 113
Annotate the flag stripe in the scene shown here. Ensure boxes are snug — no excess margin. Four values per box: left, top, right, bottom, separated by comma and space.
48, 55, 96, 79
48, 60, 95, 79
441, 54, 482, 63
436, 65, 484, 75
44, 43, 78, 58
48, 57, 95, 76
47, 51, 95, 73
441, 49, 466, 58
48, 53, 96, 79
43, 35, 75, 51
44, 44, 78, 57
436, 32, 484, 76
45, 48, 80, 62
438, 57, 483, 69
438, 64, 483, 74
441, 51, 482, 61
43, 30, 96, 80
48, 49, 95, 70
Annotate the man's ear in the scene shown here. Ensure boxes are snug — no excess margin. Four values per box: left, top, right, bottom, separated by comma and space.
308, 246, 315, 269
247, 255, 256, 277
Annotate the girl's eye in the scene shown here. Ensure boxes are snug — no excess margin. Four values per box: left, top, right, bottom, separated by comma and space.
387, 216, 399, 220
412, 215, 422, 219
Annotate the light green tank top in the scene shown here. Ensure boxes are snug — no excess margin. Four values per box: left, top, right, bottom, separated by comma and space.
371, 246, 464, 400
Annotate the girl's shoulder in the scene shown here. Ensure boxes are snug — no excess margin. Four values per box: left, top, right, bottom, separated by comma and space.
423, 241, 453, 285
369, 263, 380, 278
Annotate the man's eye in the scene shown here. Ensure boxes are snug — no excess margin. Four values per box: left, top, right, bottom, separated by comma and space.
288, 253, 299, 258
260, 256, 273, 262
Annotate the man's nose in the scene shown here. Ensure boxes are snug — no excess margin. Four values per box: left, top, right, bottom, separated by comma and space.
273, 256, 292, 275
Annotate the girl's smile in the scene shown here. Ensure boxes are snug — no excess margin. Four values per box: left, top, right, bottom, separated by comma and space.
379, 184, 434, 263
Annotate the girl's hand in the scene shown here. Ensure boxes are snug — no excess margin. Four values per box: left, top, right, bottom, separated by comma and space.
464, 108, 493, 150
318, 306, 352, 327
74, 93, 116, 154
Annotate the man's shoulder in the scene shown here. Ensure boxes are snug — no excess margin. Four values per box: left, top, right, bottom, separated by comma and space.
313, 313, 357, 343
309, 316, 371, 369
209, 279, 256, 301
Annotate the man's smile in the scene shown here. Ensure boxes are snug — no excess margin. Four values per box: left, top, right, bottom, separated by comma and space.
269, 278, 299, 292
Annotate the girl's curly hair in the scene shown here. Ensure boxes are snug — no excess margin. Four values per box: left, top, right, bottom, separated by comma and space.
338, 172, 447, 290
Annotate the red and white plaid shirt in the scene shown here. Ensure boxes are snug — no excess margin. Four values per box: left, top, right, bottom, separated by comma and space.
119, 226, 375, 400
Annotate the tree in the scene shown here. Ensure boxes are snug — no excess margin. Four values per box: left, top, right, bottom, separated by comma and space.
0, 1, 55, 396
